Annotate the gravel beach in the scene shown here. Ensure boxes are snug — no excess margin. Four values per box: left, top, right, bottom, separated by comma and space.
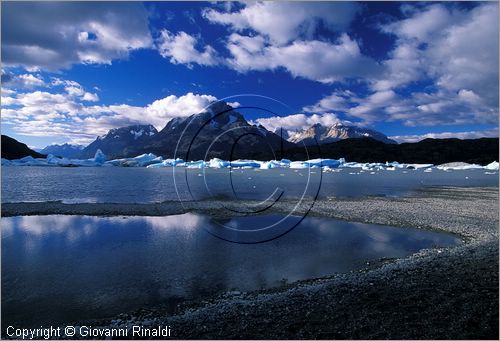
2, 186, 498, 339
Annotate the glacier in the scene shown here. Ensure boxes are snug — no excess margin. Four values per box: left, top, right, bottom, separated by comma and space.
1, 149, 498, 172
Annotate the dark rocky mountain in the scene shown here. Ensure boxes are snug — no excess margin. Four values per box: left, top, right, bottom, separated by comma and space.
35, 100, 495, 164
1, 135, 45, 160
283, 122, 396, 145
284, 137, 499, 165
40, 143, 84, 158
79, 124, 158, 159
121, 102, 295, 160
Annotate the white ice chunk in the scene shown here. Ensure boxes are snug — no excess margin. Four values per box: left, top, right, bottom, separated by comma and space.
208, 158, 230, 168
229, 160, 261, 168
405, 163, 434, 169
186, 160, 206, 169
93, 149, 106, 164
436, 162, 483, 171
304, 158, 344, 168
146, 158, 185, 168
106, 153, 161, 167
289, 161, 308, 169
484, 161, 499, 171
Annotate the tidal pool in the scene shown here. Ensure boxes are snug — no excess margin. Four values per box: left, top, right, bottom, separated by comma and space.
2, 213, 461, 327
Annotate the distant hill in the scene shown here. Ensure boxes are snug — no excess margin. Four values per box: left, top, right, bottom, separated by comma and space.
280, 122, 396, 145
40, 143, 84, 158
284, 137, 499, 165
1, 135, 45, 160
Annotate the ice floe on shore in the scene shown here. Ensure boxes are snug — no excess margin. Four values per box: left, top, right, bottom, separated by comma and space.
1, 149, 498, 172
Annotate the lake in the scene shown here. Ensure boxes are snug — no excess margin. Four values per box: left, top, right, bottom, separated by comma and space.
1, 167, 498, 203
2, 213, 461, 327
1, 166, 493, 328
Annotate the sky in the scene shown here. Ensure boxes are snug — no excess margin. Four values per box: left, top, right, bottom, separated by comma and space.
1, 1, 498, 148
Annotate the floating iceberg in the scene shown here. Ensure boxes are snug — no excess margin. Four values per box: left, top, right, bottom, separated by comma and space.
289, 161, 308, 169
46, 154, 76, 167
105, 153, 161, 167
2, 150, 498, 173
186, 160, 207, 169
436, 162, 484, 171
305, 158, 344, 168
208, 158, 230, 168
229, 160, 262, 168
484, 161, 499, 171
405, 163, 433, 169
93, 149, 107, 164
342, 161, 433, 170
3, 150, 108, 167
8, 155, 57, 167
145, 158, 186, 168
260, 159, 291, 169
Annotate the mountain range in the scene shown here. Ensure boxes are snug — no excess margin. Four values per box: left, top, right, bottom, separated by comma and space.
285, 137, 499, 165
279, 122, 396, 145
67, 102, 397, 160
40, 143, 84, 158
129, 101, 295, 160
79, 124, 158, 159
2, 101, 498, 164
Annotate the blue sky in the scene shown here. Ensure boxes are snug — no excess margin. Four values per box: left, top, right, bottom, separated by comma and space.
1, 1, 498, 148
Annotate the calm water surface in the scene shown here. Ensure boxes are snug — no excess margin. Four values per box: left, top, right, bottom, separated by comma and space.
1, 167, 498, 203
2, 213, 461, 327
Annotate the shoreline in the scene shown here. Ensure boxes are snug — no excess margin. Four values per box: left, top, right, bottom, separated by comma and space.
2, 186, 497, 241
2, 186, 499, 339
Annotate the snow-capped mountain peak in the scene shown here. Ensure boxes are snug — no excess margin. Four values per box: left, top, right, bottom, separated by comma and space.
80, 124, 158, 159
40, 143, 85, 158
99, 124, 157, 140
129, 127, 156, 140
280, 122, 396, 145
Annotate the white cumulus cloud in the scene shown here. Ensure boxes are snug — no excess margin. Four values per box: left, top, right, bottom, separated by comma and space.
303, 90, 357, 113
304, 3, 498, 128
1, 72, 46, 89
157, 30, 219, 67
1, 2, 153, 70
203, 2, 360, 45
226, 33, 380, 83
171, 2, 380, 83
2, 85, 223, 144
377, 3, 498, 105
253, 113, 343, 132
82, 92, 99, 102
145, 93, 218, 128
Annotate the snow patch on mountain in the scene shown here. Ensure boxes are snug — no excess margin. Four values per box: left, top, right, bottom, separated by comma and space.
279, 122, 396, 145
